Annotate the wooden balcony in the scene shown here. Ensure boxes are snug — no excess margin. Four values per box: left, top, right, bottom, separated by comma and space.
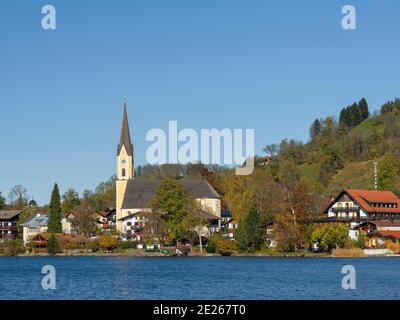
0, 226, 16, 231
330, 207, 360, 214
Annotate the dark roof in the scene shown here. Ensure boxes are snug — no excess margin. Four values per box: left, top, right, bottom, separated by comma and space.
0, 210, 21, 220
96, 208, 116, 218
121, 179, 220, 209
197, 209, 220, 220
119, 211, 149, 221
117, 100, 133, 156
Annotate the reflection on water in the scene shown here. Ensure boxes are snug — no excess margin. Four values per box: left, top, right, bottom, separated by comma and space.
0, 256, 400, 300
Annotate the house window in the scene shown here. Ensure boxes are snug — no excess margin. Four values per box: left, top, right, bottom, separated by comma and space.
122, 168, 126, 177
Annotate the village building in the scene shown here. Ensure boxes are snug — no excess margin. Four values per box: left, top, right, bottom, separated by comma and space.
0, 210, 20, 240
354, 220, 400, 249
93, 208, 116, 232
21, 213, 72, 244
115, 100, 222, 241
30, 233, 74, 254
320, 189, 400, 245
324, 189, 400, 221
21, 214, 49, 244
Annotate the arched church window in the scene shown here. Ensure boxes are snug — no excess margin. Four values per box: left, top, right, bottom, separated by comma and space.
122, 168, 126, 177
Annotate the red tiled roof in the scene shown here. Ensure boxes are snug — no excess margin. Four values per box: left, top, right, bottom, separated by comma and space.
370, 220, 400, 227
346, 189, 400, 213
374, 230, 400, 239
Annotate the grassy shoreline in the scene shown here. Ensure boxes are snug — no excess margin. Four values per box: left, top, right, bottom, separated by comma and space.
1, 251, 396, 258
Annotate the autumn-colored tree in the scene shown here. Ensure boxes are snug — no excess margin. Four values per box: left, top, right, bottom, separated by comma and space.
311, 223, 348, 251
274, 178, 321, 251
278, 160, 300, 228
141, 211, 167, 244
183, 199, 211, 253
215, 238, 237, 256
222, 171, 252, 221
61, 188, 80, 214
378, 155, 398, 190
70, 201, 98, 237
99, 235, 118, 251
251, 169, 283, 223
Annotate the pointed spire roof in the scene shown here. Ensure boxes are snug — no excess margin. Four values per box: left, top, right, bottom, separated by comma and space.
117, 98, 133, 156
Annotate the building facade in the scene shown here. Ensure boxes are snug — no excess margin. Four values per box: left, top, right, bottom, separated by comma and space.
21, 213, 72, 244
21, 214, 49, 244
115, 100, 222, 238
0, 210, 20, 240
320, 189, 400, 241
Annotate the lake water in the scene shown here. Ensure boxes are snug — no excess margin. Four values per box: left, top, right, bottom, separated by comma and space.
1, 256, 400, 300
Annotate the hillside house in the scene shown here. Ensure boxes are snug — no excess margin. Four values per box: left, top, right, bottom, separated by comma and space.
0, 210, 20, 240
318, 189, 400, 240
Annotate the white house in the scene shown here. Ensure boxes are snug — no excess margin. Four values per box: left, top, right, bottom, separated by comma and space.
21, 213, 72, 244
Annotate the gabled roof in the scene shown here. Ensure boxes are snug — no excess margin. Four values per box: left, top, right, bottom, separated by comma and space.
121, 179, 220, 209
117, 100, 133, 156
373, 230, 400, 239
325, 189, 400, 214
31, 233, 74, 241
0, 210, 21, 220
95, 208, 116, 218
21, 214, 49, 228
197, 209, 220, 220
119, 211, 150, 221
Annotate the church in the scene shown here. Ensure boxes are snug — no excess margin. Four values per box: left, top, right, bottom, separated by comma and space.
115, 100, 221, 240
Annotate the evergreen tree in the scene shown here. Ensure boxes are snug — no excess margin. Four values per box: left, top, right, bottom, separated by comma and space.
48, 183, 62, 233
47, 234, 59, 256
349, 102, 361, 127
309, 119, 322, 139
339, 106, 351, 128
339, 108, 346, 126
358, 98, 370, 121
0, 192, 6, 210
236, 207, 264, 252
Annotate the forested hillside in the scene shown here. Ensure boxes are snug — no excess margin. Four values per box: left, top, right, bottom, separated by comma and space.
275, 97, 400, 196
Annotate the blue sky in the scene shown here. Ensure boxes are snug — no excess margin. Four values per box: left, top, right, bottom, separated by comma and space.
1, 0, 400, 204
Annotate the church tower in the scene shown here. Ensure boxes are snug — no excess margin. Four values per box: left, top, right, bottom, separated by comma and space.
116, 98, 133, 233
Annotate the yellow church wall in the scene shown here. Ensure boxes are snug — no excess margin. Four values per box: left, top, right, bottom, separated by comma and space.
116, 180, 128, 233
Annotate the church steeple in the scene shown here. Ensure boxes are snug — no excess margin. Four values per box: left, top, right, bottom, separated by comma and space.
116, 98, 134, 181
117, 98, 133, 156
